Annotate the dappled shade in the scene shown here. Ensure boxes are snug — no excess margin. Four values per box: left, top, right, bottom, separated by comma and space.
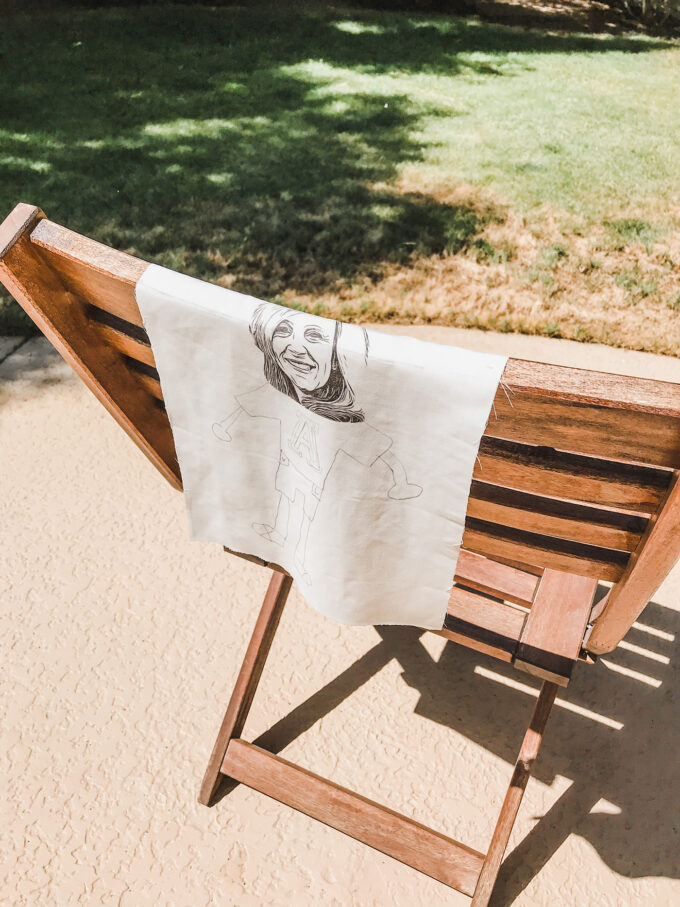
0, 3, 667, 313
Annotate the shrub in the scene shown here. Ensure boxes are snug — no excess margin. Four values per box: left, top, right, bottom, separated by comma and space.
617, 0, 680, 25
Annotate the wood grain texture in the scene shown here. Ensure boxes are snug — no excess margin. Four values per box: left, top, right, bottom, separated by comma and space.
34, 242, 147, 328
467, 481, 646, 552
438, 585, 527, 661
0, 202, 44, 258
586, 471, 680, 654
199, 571, 293, 806
435, 627, 516, 662
514, 571, 598, 685
92, 320, 156, 369
471, 681, 558, 907
131, 368, 164, 402
475, 437, 670, 514
502, 358, 680, 418
488, 390, 680, 469
0, 235, 181, 491
222, 739, 485, 896
31, 217, 148, 285
463, 518, 628, 581
476, 554, 546, 577
453, 550, 538, 606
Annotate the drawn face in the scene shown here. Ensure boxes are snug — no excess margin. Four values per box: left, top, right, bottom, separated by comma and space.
271, 314, 333, 393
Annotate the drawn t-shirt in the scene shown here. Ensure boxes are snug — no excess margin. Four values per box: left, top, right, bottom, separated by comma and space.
237, 384, 391, 517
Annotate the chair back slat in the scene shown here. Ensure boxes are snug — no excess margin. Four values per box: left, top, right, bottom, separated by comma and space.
453, 550, 538, 607
92, 317, 156, 369
476, 437, 671, 514
30, 217, 146, 321
488, 389, 679, 469
2, 204, 679, 654
467, 481, 646, 552
463, 518, 629, 581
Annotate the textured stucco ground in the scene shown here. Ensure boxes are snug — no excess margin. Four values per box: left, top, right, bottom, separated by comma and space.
1, 329, 679, 907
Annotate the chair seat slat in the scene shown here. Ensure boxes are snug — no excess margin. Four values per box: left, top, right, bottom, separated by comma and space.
514, 571, 598, 685
453, 550, 538, 607
437, 585, 527, 662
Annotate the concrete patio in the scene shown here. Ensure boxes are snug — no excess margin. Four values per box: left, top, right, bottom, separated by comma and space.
1, 327, 678, 906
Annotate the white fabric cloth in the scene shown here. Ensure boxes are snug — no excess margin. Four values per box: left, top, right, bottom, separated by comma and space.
136, 265, 507, 629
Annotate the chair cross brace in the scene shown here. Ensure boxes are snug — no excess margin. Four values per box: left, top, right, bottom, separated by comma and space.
199, 570, 558, 906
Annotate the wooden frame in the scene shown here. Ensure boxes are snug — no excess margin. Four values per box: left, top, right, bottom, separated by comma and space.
196, 566, 560, 904
2, 203, 679, 905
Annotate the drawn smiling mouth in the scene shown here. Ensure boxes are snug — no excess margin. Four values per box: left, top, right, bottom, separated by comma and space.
283, 354, 317, 374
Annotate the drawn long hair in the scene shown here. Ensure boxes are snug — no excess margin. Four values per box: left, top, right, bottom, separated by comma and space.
250, 304, 367, 423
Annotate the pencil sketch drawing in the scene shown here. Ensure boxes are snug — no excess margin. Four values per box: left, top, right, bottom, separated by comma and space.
212, 304, 421, 582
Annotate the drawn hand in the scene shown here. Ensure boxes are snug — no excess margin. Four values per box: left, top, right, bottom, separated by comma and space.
388, 482, 422, 500
212, 422, 232, 442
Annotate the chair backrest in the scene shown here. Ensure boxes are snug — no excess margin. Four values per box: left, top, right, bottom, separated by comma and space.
2, 204, 679, 655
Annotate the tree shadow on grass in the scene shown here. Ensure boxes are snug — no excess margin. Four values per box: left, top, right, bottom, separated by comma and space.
0, 3, 673, 325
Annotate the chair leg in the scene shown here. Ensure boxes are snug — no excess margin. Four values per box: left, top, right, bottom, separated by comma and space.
471, 680, 559, 907
201, 612, 558, 903
198, 570, 293, 806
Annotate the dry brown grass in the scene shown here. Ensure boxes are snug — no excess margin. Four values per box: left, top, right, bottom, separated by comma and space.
244, 180, 680, 356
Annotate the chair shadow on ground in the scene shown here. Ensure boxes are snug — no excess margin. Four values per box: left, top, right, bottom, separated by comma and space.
214, 592, 679, 904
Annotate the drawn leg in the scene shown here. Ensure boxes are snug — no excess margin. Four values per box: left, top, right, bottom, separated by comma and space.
294, 501, 312, 585
380, 449, 422, 500
253, 493, 290, 546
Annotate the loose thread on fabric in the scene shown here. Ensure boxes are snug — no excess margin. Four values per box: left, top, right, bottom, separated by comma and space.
499, 379, 515, 408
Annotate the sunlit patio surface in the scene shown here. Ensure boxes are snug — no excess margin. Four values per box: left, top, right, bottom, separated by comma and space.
1, 327, 678, 906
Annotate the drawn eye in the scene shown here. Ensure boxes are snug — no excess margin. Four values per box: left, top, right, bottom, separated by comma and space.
304, 327, 327, 343
273, 320, 293, 339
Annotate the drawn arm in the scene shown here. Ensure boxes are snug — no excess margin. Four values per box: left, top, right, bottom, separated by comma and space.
379, 449, 422, 500
212, 405, 244, 442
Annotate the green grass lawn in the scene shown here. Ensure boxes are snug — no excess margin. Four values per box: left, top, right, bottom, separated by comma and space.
1, 2, 678, 351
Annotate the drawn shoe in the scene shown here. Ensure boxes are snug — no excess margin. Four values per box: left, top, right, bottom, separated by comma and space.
388, 482, 422, 500
212, 422, 232, 442
294, 561, 312, 586
252, 522, 285, 545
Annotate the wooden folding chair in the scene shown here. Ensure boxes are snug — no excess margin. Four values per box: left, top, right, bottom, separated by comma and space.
2, 203, 679, 905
